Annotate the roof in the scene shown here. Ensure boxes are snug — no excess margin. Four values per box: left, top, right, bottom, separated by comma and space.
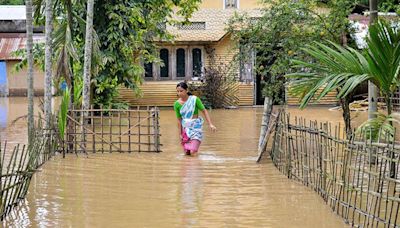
165, 9, 262, 42
0, 6, 26, 20
0, 35, 45, 60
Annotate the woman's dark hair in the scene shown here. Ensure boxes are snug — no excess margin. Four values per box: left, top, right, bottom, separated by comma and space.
176, 82, 192, 95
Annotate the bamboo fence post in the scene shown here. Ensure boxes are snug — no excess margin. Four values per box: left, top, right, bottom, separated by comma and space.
109, 108, 112, 153
128, 110, 131, 153
74, 110, 77, 154
138, 106, 141, 152
258, 97, 273, 151
118, 111, 122, 152
92, 105, 95, 153
153, 108, 160, 152
147, 106, 151, 152
100, 105, 104, 153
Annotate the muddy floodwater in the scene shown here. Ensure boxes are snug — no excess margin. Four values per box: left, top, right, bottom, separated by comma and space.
0, 98, 356, 227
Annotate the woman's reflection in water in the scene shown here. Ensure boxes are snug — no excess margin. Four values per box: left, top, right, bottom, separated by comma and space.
180, 156, 203, 226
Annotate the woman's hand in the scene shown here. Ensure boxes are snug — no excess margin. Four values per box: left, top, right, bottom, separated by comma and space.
209, 124, 217, 132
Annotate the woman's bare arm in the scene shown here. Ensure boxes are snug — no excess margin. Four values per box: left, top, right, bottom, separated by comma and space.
177, 118, 182, 139
201, 109, 217, 132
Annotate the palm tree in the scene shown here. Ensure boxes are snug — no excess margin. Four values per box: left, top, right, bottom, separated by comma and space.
286, 20, 400, 136
82, 0, 95, 111
25, 0, 34, 144
44, 0, 53, 129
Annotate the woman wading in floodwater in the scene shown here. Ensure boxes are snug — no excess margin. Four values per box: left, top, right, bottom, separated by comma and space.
174, 82, 217, 155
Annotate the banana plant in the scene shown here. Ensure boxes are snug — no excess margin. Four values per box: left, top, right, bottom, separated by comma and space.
58, 89, 70, 140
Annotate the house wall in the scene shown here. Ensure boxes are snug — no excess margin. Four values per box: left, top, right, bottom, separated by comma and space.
6, 61, 44, 96
118, 81, 254, 107
206, 34, 237, 67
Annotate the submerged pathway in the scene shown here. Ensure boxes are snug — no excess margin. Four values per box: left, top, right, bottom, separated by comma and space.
1, 98, 347, 227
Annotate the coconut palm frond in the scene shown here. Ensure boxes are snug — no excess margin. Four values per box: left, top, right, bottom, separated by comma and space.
366, 20, 400, 94
286, 41, 369, 109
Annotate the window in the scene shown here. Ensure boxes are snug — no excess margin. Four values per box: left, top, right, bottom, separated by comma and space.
177, 22, 206, 30
176, 49, 185, 78
144, 62, 153, 78
225, 0, 238, 8
160, 49, 169, 78
192, 48, 202, 78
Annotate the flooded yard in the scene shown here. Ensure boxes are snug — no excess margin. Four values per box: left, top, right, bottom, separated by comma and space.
0, 97, 353, 227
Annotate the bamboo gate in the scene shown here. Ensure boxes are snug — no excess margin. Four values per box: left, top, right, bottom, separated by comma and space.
65, 106, 161, 153
0, 124, 58, 220
269, 111, 400, 227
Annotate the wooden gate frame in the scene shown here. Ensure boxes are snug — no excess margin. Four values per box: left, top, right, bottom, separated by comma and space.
64, 107, 161, 153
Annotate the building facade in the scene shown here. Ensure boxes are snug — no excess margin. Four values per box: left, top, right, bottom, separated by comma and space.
118, 0, 262, 107
0, 6, 45, 96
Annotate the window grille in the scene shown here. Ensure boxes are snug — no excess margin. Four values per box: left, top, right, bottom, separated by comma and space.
225, 0, 237, 8
144, 62, 153, 78
192, 48, 202, 78
177, 22, 206, 30
160, 49, 169, 78
176, 49, 186, 78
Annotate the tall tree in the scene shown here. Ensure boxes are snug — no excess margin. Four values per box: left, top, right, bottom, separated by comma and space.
25, 0, 34, 144
92, 0, 200, 108
82, 0, 94, 110
44, 0, 53, 128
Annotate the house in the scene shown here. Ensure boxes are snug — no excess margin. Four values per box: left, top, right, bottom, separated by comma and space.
118, 0, 263, 107
0, 5, 45, 96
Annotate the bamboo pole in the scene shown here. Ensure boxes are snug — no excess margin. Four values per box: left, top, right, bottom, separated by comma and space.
92, 105, 95, 153
147, 106, 151, 152
258, 97, 273, 151
138, 106, 141, 152
128, 110, 131, 153
101, 105, 104, 153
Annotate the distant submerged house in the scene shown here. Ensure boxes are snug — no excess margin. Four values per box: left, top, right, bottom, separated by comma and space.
0, 5, 45, 96
118, 0, 263, 107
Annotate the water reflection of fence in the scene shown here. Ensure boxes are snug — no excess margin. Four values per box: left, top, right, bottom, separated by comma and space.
65, 107, 161, 153
271, 111, 400, 227
0, 127, 57, 220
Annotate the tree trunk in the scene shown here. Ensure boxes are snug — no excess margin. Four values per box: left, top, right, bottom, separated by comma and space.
82, 0, 95, 110
44, 0, 53, 129
368, 0, 378, 120
340, 96, 352, 139
25, 0, 34, 144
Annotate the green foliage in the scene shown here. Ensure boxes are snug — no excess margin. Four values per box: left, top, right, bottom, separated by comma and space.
73, 76, 83, 108
227, 0, 355, 104
58, 89, 70, 140
12, 43, 45, 72
364, 20, 400, 97
357, 0, 400, 13
286, 41, 370, 108
287, 19, 400, 139
92, 0, 200, 108
356, 112, 400, 141
0, 0, 24, 4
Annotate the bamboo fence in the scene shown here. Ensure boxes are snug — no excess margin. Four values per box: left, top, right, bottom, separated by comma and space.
64, 106, 161, 153
0, 122, 58, 220
270, 111, 400, 227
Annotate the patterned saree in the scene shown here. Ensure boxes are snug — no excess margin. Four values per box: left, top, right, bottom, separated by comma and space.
180, 95, 204, 153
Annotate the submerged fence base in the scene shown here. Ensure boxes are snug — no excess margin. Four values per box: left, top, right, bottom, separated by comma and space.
0, 126, 57, 220
270, 110, 400, 227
